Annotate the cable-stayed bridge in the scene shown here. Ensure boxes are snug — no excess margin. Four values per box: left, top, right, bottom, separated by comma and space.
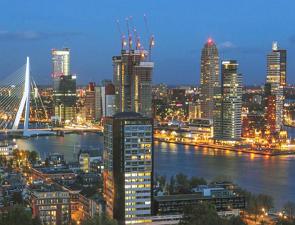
0, 57, 53, 137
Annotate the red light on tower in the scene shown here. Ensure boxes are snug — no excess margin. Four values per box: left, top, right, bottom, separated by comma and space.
207, 37, 213, 45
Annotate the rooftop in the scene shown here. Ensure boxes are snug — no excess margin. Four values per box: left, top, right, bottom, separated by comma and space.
113, 112, 145, 119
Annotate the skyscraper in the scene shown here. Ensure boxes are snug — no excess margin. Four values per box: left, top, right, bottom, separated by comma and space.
103, 112, 153, 225
113, 50, 153, 118
214, 60, 242, 141
266, 42, 287, 87
52, 48, 76, 125
101, 83, 116, 118
265, 42, 286, 133
200, 38, 220, 119
84, 82, 96, 122
94, 86, 102, 121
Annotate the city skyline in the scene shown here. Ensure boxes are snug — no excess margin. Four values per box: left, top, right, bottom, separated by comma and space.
0, 0, 295, 85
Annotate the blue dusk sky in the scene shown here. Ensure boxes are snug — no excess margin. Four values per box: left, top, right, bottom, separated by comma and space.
0, 0, 294, 85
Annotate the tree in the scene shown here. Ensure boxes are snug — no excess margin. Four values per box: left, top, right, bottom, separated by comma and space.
179, 203, 247, 225
0, 205, 41, 225
189, 176, 207, 188
28, 151, 39, 164
175, 173, 190, 193
81, 213, 118, 225
12, 191, 23, 204
156, 175, 167, 189
275, 219, 295, 225
257, 194, 274, 211
227, 216, 247, 225
179, 203, 222, 225
168, 176, 175, 194
284, 201, 295, 219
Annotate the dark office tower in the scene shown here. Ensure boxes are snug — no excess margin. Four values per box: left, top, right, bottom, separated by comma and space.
200, 38, 220, 119
113, 50, 154, 117
264, 83, 277, 134
52, 48, 76, 125
265, 42, 286, 132
103, 112, 153, 225
84, 82, 96, 122
214, 60, 242, 141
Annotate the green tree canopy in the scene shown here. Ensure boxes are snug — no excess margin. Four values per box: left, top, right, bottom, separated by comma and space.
0, 205, 41, 225
179, 203, 246, 225
81, 213, 118, 225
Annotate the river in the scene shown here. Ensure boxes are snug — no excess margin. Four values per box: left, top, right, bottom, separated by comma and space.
14, 128, 295, 209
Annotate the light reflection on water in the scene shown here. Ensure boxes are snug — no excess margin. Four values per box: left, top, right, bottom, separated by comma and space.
14, 132, 295, 209
154, 142, 295, 209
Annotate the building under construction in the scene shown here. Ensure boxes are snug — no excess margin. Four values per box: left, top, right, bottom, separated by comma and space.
112, 17, 154, 118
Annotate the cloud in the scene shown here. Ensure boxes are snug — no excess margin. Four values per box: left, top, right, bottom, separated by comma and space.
219, 41, 237, 49
0, 31, 82, 41
218, 41, 264, 55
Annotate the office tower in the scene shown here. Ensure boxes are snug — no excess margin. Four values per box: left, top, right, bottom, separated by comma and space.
101, 83, 116, 117
265, 83, 277, 134
265, 42, 286, 133
94, 86, 102, 121
200, 38, 220, 119
52, 48, 76, 125
213, 60, 242, 141
113, 50, 153, 117
266, 42, 287, 87
103, 112, 153, 225
84, 82, 96, 122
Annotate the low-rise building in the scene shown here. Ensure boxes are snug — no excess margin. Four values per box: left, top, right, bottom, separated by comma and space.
29, 183, 71, 225
153, 186, 245, 217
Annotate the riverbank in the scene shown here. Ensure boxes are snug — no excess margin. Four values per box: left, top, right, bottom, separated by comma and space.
154, 138, 295, 156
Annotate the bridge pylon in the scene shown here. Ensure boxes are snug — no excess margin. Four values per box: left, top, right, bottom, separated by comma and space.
12, 57, 30, 136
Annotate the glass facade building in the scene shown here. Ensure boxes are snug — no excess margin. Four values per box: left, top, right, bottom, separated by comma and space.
103, 112, 153, 225
200, 38, 220, 119
214, 60, 242, 141
52, 48, 76, 125
265, 42, 286, 133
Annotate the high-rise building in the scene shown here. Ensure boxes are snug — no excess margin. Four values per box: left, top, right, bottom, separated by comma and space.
214, 60, 242, 141
200, 38, 220, 119
101, 83, 116, 118
113, 50, 153, 117
264, 83, 277, 134
266, 42, 287, 87
84, 82, 96, 122
265, 42, 286, 133
52, 48, 76, 125
94, 86, 102, 121
103, 112, 153, 225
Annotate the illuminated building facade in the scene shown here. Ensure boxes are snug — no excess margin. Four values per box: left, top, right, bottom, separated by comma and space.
103, 112, 153, 225
188, 101, 202, 120
200, 38, 220, 119
214, 60, 242, 141
52, 48, 76, 125
265, 42, 286, 132
94, 86, 102, 121
84, 82, 96, 122
30, 184, 71, 225
113, 50, 153, 117
101, 83, 116, 118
